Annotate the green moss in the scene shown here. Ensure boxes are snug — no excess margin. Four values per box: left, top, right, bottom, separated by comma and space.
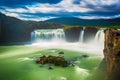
63, 25, 120, 30
63, 25, 82, 30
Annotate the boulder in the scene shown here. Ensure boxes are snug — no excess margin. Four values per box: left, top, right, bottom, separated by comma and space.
36, 55, 68, 67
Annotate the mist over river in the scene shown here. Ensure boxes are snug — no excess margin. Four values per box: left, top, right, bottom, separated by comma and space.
0, 29, 105, 80
31, 29, 104, 55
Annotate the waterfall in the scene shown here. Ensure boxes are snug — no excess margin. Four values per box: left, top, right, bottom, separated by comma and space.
31, 31, 35, 42
95, 29, 104, 42
34, 29, 65, 41
32, 28, 104, 55
79, 28, 85, 43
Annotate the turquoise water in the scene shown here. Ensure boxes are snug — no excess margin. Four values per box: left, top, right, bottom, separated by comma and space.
0, 46, 103, 80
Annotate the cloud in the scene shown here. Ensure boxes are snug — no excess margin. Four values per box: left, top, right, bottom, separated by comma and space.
77, 14, 120, 19
0, 0, 62, 8
19, 16, 57, 21
79, 0, 120, 12
0, 10, 56, 21
0, 0, 120, 20
3, 0, 93, 14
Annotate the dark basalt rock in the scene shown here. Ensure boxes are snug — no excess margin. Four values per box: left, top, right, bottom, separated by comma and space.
83, 27, 98, 43
64, 27, 82, 42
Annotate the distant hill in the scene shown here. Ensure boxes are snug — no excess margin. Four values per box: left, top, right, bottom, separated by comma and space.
45, 17, 120, 27
0, 12, 63, 43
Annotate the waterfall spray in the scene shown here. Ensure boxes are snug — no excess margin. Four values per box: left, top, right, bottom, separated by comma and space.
32, 28, 105, 55
95, 29, 104, 42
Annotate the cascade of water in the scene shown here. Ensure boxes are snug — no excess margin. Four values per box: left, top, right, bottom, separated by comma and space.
95, 29, 104, 42
34, 29, 65, 41
32, 28, 104, 55
53, 29, 65, 40
31, 31, 35, 41
79, 28, 85, 43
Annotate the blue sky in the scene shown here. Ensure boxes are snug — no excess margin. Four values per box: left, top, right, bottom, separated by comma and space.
0, 0, 120, 21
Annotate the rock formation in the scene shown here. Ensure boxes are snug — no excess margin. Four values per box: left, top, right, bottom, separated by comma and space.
83, 27, 98, 42
36, 55, 68, 67
104, 29, 120, 80
64, 27, 82, 42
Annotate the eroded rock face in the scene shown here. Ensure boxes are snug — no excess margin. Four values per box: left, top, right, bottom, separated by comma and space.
83, 27, 98, 42
64, 27, 82, 42
104, 29, 120, 80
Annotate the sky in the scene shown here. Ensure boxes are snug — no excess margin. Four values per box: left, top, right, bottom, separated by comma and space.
0, 0, 120, 21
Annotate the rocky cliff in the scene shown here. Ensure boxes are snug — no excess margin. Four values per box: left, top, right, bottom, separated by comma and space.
104, 29, 120, 80
64, 27, 82, 42
83, 27, 98, 42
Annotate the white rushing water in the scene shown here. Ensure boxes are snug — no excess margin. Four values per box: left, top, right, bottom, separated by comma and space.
95, 29, 104, 43
79, 28, 85, 42
33, 29, 65, 42
31, 28, 104, 55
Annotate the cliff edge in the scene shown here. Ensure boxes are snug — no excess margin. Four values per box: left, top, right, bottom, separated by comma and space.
104, 29, 120, 80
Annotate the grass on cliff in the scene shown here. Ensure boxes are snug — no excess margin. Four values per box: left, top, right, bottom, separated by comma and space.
63, 25, 120, 30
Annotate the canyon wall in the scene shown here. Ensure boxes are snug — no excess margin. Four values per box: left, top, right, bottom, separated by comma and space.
64, 27, 82, 42
64, 27, 98, 42
104, 29, 120, 80
83, 27, 98, 42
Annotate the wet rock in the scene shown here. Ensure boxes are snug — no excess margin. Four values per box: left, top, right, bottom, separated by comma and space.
48, 66, 53, 70
64, 27, 82, 42
36, 54, 68, 67
83, 27, 98, 43
104, 29, 120, 80
58, 51, 64, 56
82, 55, 89, 58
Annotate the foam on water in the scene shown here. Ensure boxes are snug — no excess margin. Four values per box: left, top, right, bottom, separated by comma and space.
32, 40, 104, 55
18, 57, 34, 61
74, 66, 89, 80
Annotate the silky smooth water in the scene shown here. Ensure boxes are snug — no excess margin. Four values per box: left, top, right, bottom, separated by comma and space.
79, 28, 85, 42
0, 46, 103, 80
34, 29, 65, 42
